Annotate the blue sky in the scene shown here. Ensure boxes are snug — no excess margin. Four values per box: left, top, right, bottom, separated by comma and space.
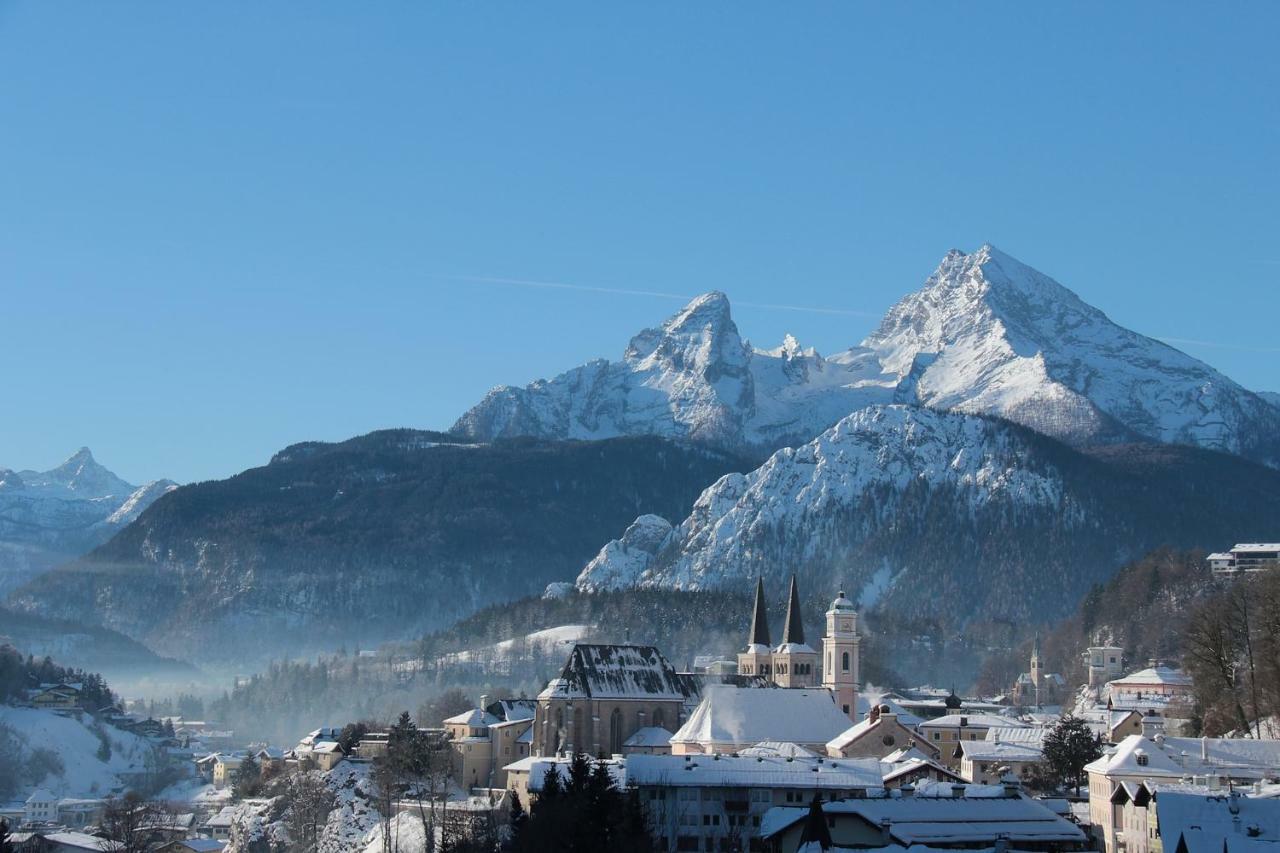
2, 3, 1277, 484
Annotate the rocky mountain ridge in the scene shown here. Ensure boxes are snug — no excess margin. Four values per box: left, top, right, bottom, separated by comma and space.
577, 404, 1280, 626
455, 246, 1280, 467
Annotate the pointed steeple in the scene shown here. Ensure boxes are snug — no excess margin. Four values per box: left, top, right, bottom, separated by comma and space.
781, 574, 805, 645
748, 577, 771, 647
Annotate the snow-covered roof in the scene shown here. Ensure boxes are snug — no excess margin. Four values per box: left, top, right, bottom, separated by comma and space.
516, 727, 533, 744
671, 685, 851, 747
773, 642, 816, 654
514, 753, 883, 792
311, 741, 343, 754
985, 726, 1048, 746
1231, 543, 1280, 553
26, 787, 57, 803
741, 742, 818, 758
538, 644, 688, 701
487, 698, 537, 722
1084, 735, 1195, 779
881, 757, 962, 784
42, 832, 123, 852
918, 714, 1022, 730
171, 841, 227, 853
443, 708, 500, 727
1154, 791, 1280, 853
622, 726, 673, 748
760, 792, 1086, 845
828, 711, 929, 753
960, 741, 1044, 762
1109, 666, 1193, 687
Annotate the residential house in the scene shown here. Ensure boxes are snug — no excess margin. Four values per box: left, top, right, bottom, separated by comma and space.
917, 714, 1025, 769
1106, 666, 1194, 713
669, 685, 853, 755
826, 704, 941, 761
1208, 544, 1280, 578
1085, 735, 1280, 853
40, 832, 122, 853
211, 754, 244, 789
27, 683, 82, 711
24, 789, 58, 825
505, 752, 882, 851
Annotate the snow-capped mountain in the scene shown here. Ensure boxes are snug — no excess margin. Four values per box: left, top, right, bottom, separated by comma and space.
864, 245, 1280, 463
452, 292, 898, 452
0, 448, 175, 594
454, 246, 1280, 467
576, 404, 1280, 624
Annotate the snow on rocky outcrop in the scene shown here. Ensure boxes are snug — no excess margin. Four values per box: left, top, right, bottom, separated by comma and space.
576, 404, 1070, 602
0, 448, 175, 594
454, 246, 1280, 467
863, 245, 1280, 464
452, 291, 897, 452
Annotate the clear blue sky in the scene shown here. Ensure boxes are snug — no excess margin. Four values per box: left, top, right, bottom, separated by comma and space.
3, 3, 1277, 484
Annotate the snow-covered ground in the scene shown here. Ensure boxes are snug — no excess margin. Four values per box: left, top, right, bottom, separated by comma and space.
441, 624, 593, 663
0, 706, 162, 799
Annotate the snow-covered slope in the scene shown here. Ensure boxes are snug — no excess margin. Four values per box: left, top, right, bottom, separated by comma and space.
0, 706, 161, 799
452, 292, 897, 452
455, 246, 1280, 467
578, 405, 1069, 599
863, 245, 1280, 463
576, 404, 1280, 624
0, 449, 175, 594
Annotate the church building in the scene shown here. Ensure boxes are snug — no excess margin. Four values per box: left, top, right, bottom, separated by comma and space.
736, 575, 862, 719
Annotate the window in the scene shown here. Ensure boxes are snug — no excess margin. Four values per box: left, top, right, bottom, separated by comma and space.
610, 707, 624, 755
843, 704, 850, 714
932, 732, 941, 741
654, 708, 665, 729
842, 651, 850, 671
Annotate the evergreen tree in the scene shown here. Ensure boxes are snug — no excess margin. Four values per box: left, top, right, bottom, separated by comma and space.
232, 752, 261, 799
1042, 715, 1102, 794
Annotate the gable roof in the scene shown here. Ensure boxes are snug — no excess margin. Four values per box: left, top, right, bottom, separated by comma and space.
444, 708, 500, 727
672, 685, 851, 747
539, 644, 688, 701
623, 726, 673, 748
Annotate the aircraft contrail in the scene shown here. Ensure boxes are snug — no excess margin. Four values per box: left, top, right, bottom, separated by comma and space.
1157, 336, 1280, 354
442, 274, 882, 318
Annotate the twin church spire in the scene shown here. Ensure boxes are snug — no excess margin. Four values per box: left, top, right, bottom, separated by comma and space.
739, 573, 862, 720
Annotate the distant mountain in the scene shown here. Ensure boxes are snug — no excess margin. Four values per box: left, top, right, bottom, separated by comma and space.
455, 246, 1280, 467
865, 246, 1280, 464
577, 405, 1280, 627
0, 448, 175, 595
453, 292, 897, 453
1260, 391, 1280, 410
7, 430, 746, 665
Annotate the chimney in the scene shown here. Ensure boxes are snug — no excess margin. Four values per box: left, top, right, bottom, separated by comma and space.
480, 694, 490, 712
959, 716, 968, 727
952, 784, 967, 799
900, 784, 915, 798
879, 818, 893, 846
869, 705, 881, 724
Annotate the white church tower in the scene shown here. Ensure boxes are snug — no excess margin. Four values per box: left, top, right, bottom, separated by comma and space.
822, 590, 861, 720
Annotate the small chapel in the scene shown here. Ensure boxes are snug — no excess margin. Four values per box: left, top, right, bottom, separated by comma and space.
736, 575, 862, 720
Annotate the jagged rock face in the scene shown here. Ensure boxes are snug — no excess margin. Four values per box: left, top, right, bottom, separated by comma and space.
452, 291, 897, 453
455, 246, 1280, 467
576, 404, 1280, 625
0, 448, 175, 595
864, 245, 1280, 462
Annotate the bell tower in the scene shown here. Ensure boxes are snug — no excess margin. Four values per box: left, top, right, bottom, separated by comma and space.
822, 590, 860, 720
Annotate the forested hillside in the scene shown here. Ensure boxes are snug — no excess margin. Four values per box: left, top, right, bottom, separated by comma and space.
10, 431, 747, 666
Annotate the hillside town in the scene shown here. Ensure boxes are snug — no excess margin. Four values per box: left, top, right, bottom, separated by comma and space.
5, 567, 1280, 853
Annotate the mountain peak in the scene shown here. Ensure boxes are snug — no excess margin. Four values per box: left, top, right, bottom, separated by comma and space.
38, 447, 135, 497
624, 291, 745, 368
